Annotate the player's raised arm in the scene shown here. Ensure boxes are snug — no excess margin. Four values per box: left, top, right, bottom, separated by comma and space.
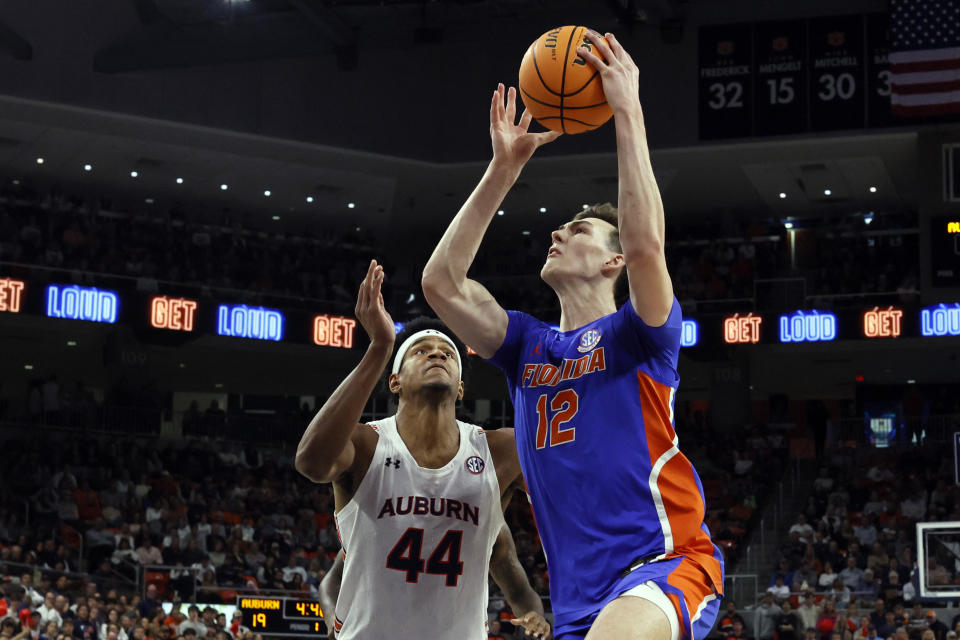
295, 260, 393, 483
422, 84, 561, 358
578, 31, 674, 327
490, 523, 551, 640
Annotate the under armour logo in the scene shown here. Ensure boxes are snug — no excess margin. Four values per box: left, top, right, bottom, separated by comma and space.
385, 457, 400, 469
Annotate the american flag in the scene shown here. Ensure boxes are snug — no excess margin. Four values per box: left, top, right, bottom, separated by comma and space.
889, 0, 960, 116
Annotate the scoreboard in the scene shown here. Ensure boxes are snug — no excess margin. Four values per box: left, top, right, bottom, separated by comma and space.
698, 13, 909, 139
932, 215, 960, 287
237, 597, 327, 637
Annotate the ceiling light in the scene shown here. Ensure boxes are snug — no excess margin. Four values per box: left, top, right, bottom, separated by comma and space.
539, 207, 547, 213
130, 170, 139, 178
355, 226, 361, 232
869, 186, 877, 193
582, 204, 589, 209
306, 196, 314, 203
784, 221, 794, 230
778, 192, 786, 199
347, 202, 356, 209
66, 340, 77, 347
83, 164, 92, 172
272, 215, 280, 221
214, 383, 223, 388
36, 158, 44, 164
176, 177, 184, 184
179, 363, 186, 369
522, 230, 531, 235
497, 210, 504, 216
823, 189, 831, 196
12, 179, 19, 185
220, 184, 228, 191
24, 364, 33, 370
907, 379, 916, 384
145, 198, 154, 204
263, 190, 271, 197
864, 212, 874, 225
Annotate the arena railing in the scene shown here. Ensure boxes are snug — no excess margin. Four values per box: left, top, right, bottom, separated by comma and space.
723, 574, 759, 610
1, 406, 164, 437
1, 559, 139, 595
752, 587, 879, 602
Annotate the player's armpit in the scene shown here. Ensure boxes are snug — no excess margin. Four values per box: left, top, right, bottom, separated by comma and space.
421, 277, 508, 359
297, 422, 377, 484
625, 249, 674, 328
486, 428, 523, 509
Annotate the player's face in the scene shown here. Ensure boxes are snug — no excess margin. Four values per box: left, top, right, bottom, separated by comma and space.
541, 217, 621, 289
391, 337, 464, 399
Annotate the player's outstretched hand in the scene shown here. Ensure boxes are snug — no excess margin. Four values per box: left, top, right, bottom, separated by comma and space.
490, 83, 562, 172
577, 30, 641, 118
510, 611, 552, 639
355, 259, 395, 347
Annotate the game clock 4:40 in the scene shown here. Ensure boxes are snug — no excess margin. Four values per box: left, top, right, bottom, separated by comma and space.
237, 597, 327, 637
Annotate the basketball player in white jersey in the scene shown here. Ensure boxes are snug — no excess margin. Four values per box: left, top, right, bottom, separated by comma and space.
295, 259, 550, 640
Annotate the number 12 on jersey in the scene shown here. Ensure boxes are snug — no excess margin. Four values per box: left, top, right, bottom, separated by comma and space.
535, 389, 579, 449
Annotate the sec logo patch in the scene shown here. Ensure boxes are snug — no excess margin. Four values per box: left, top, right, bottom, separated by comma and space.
465, 456, 485, 474
577, 329, 602, 353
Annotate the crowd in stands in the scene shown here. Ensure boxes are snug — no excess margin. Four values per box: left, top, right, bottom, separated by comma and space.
0, 401, 792, 639
0, 183, 377, 311
710, 442, 959, 640
0, 182, 921, 324
0, 432, 340, 600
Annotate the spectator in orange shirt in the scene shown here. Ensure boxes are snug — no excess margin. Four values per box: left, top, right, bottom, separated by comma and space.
487, 620, 507, 640
729, 619, 753, 640
73, 481, 102, 522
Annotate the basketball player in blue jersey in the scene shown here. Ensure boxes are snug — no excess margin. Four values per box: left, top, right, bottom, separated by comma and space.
295, 260, 550, 639
422, 30, 723, 640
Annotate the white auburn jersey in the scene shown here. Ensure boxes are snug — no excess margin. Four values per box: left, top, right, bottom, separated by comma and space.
333, 416, 505, 640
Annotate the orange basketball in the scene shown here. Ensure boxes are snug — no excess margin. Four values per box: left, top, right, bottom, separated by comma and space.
518, 26, 613, 134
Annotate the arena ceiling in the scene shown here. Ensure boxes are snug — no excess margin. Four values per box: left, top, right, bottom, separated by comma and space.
0, 94, 918, 237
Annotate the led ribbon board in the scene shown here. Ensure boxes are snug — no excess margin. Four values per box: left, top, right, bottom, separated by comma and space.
680, 319, 699, 347
150, 296, 198, 331
0, 278, 25, 313
724, 313, 762, 344
217, 304, 284, 341
778, 309, 837, 343
863, 306, 903, 338
312, 314, 356, 348
46, 285, 118, 323
920, 303, 960, 337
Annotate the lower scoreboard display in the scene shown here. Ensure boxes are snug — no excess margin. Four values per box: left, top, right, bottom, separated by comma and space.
237, 597, 327, 637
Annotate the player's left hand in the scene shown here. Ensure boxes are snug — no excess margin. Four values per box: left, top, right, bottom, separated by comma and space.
510, 611, 552, 639
577, 30, 641, 118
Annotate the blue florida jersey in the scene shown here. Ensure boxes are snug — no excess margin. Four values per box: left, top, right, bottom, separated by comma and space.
488, 299, 724, 632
